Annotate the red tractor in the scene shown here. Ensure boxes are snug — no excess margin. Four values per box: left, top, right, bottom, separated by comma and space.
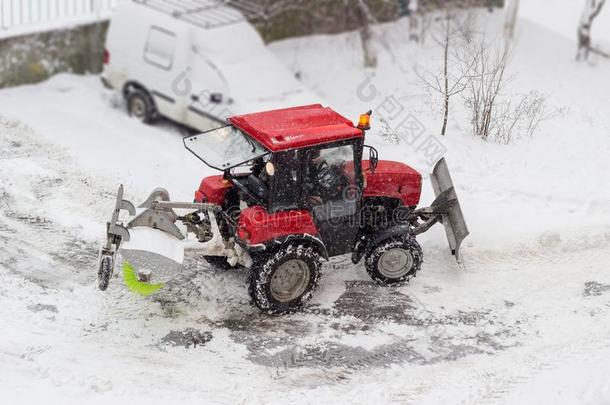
98, 105, 468, 314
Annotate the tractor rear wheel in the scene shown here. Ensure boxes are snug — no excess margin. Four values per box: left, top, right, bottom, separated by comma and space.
365, 238, 423, 285
249, 244, 321, 315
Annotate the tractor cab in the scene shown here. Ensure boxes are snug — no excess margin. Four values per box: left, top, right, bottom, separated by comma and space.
184, 104, 375, 256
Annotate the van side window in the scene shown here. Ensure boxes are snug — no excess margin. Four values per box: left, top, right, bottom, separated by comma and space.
143, 26, 176, 70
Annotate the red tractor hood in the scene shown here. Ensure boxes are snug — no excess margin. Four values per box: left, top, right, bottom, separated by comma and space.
362, 160, 422, 207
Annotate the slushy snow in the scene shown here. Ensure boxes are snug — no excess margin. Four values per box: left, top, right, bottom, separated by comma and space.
1, 4, 610, 405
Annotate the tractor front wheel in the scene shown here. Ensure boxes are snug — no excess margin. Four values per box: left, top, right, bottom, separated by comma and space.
249, 244, 321, 315
365, 238, 423, 285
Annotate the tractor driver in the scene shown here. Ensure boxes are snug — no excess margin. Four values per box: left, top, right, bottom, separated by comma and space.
251, 156, 266, 179
305, 148, 350, 206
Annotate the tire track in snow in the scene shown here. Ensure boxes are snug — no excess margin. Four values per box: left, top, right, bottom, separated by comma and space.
394, 234, 610, 404
0, 116, 115, 288
474, 330, 610, 405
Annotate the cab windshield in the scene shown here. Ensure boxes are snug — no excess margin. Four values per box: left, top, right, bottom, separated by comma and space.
184, 125, 269, 171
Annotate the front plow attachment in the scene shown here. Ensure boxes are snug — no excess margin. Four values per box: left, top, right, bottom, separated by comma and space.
97, 186, 229, 293
413, 158, 469, 261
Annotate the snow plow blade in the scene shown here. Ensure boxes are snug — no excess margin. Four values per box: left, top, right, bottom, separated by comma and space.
429, 158, 469, 261
412, 158, 469, 261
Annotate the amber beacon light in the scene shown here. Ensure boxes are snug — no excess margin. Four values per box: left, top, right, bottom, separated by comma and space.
357, 110, 372, 131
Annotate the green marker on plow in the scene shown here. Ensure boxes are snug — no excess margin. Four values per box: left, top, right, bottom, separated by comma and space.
122, 261, 164, 296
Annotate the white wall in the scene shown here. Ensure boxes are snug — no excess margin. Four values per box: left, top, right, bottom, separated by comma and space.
0, 0, 117, 32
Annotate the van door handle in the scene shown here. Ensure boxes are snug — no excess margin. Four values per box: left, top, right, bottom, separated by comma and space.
190, 94, 199, 102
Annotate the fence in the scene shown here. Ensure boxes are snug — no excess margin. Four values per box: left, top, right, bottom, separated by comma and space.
0, 0, 117, 32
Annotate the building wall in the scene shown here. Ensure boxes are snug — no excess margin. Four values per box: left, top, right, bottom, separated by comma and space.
0, 21, 108, 88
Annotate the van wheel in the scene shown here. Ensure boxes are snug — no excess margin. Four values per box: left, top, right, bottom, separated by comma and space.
365, 238, 423, 286
127, 89, 157, 124
248, 244, 321, 315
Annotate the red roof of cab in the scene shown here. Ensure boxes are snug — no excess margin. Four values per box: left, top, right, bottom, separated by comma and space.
228, 104, 363, 152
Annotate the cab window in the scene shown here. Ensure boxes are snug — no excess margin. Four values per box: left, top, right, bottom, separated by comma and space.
303, 144, 356, 205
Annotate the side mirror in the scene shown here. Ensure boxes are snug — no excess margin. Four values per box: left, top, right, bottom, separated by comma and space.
365, 145, 379, 173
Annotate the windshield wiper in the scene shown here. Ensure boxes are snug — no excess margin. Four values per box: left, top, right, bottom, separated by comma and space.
243, 134, 257, 153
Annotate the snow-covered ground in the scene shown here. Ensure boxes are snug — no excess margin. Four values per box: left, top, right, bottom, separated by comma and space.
2, 5, 610, 405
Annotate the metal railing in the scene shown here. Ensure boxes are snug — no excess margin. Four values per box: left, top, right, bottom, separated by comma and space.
0, 0, 118, 31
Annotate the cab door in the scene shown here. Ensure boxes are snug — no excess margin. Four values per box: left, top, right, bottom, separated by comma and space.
302, 141, 363, 257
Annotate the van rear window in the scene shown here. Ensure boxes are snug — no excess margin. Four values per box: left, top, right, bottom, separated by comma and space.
144, 26, 176, 70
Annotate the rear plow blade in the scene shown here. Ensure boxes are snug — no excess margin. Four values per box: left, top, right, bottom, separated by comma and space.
429, 158, 469, 261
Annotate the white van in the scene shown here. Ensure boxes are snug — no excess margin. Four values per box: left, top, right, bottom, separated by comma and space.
102, 0, 317, 131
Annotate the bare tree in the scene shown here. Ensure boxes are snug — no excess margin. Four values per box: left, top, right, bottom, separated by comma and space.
408, 0, 420, 42
418, 13, 434, 44
492, 91, 548, 144
460, 28, 548, 144
504, 0, 519, 41
406, 0, 434, 44
355, 0, 378, 67
462, 38, 512, 140
577, 0, 608, 60
416, 9, 477, 136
